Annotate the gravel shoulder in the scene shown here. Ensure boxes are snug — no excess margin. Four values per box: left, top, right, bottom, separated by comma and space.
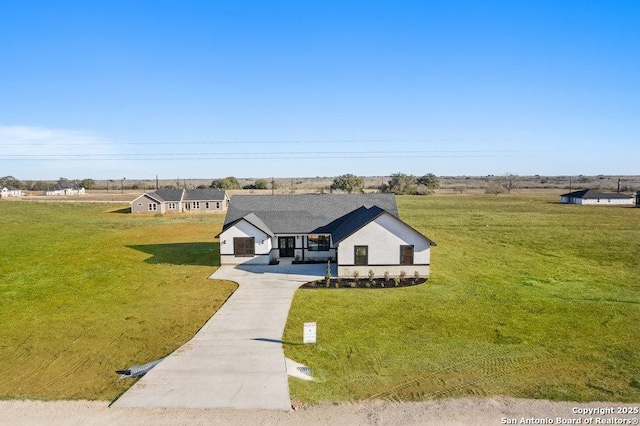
2, 397, 635, 426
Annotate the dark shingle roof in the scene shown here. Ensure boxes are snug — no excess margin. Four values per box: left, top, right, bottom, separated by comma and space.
152, 188, 185, 202
50, 181, 82, 191
222, 194, 398, 234
184, 189, 226, 201
560, 189, 633, 199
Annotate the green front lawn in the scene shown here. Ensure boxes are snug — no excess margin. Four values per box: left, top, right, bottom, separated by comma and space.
283, 195, 640, 402
0, 202, 236, 400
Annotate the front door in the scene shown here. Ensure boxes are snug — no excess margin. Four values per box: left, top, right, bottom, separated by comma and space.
278, 237, 295, 258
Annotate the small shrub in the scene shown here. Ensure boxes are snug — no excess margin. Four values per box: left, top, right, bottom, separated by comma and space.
383, 271, 390, 282
399, 270, 407, 282
414, 271, 420, 282
350, 281, 358, 288
393, 277, 400, 287
334, 280, 340, 289
368, 269, 375, 282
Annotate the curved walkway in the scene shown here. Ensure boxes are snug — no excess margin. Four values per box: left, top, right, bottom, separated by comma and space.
112, 263, 327, 411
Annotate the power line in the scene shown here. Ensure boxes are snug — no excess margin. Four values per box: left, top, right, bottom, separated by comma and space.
0, 153, 549, 162
0, 149, 538, 158
0, 138, 513, 147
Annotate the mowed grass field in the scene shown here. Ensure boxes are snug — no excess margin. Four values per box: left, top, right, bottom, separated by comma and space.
284, 195, 640, 403
0, 202, 235, 401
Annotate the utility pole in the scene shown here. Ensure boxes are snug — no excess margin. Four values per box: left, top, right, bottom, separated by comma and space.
156, 175, 159, 190
121, 178, 125, 194
617, 177, 621, 193
271, 177, 275, 195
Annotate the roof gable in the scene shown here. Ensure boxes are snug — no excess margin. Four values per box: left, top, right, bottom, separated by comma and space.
332, 208, 436, 247
330, 206, 386, 245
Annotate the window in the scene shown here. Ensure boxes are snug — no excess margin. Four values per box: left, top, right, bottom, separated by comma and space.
216, 202, 220, 209
354, 246, 368, 266
400, 245, 414, 265
234, 237, 255, 257
168, 203, 176, 210
193, 201, 200, 209
308, 235, 330, 251
205, 202, 210, 209
149, 203, 157, 211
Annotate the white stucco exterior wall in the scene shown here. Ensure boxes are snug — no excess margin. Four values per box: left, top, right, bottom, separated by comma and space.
336, 212, 432, 278
219, 220, 272, 265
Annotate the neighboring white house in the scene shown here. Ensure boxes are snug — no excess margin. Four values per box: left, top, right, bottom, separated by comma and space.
1, 186, 25, 198
217, 194, 436, 278
44, 181, 85, 196
130, 188, 229, 214
560, 189, 634, 205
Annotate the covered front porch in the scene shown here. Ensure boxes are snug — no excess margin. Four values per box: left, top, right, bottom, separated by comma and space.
270, 234, 336, 264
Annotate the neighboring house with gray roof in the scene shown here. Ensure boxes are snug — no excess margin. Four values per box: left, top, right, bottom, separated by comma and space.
1, 186, 25, 197
131, 189, 228, 214
44, 180, 85, 196
218, 194, 436, 278
560, 189, 634, 205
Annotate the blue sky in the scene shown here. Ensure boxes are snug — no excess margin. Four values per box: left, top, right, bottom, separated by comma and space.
1, 1, 638, 180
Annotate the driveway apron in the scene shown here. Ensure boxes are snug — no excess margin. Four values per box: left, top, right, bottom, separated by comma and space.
112, 263, 327, 410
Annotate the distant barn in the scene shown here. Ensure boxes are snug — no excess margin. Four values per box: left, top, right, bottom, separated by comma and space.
560, 189, 634, 206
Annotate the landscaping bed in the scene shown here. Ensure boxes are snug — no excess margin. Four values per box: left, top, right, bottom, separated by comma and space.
292, 259, 332, 264
300, 277, 427, 289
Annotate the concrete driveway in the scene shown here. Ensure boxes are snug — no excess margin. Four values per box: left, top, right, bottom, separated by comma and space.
112, 263, 329, 411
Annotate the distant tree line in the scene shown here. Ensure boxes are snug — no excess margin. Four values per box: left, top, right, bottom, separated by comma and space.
0, 176, 96, 191
328, 173, 440, 195
210, 177, 274, 191
380, 173, 440, 195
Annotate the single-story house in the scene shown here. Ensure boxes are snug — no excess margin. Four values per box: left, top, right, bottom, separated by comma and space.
559, 189, 634, 205
218, 194, 436, 278
1, 186, 25, 197
131, 188, 229, 214
44, 181, 85, 196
